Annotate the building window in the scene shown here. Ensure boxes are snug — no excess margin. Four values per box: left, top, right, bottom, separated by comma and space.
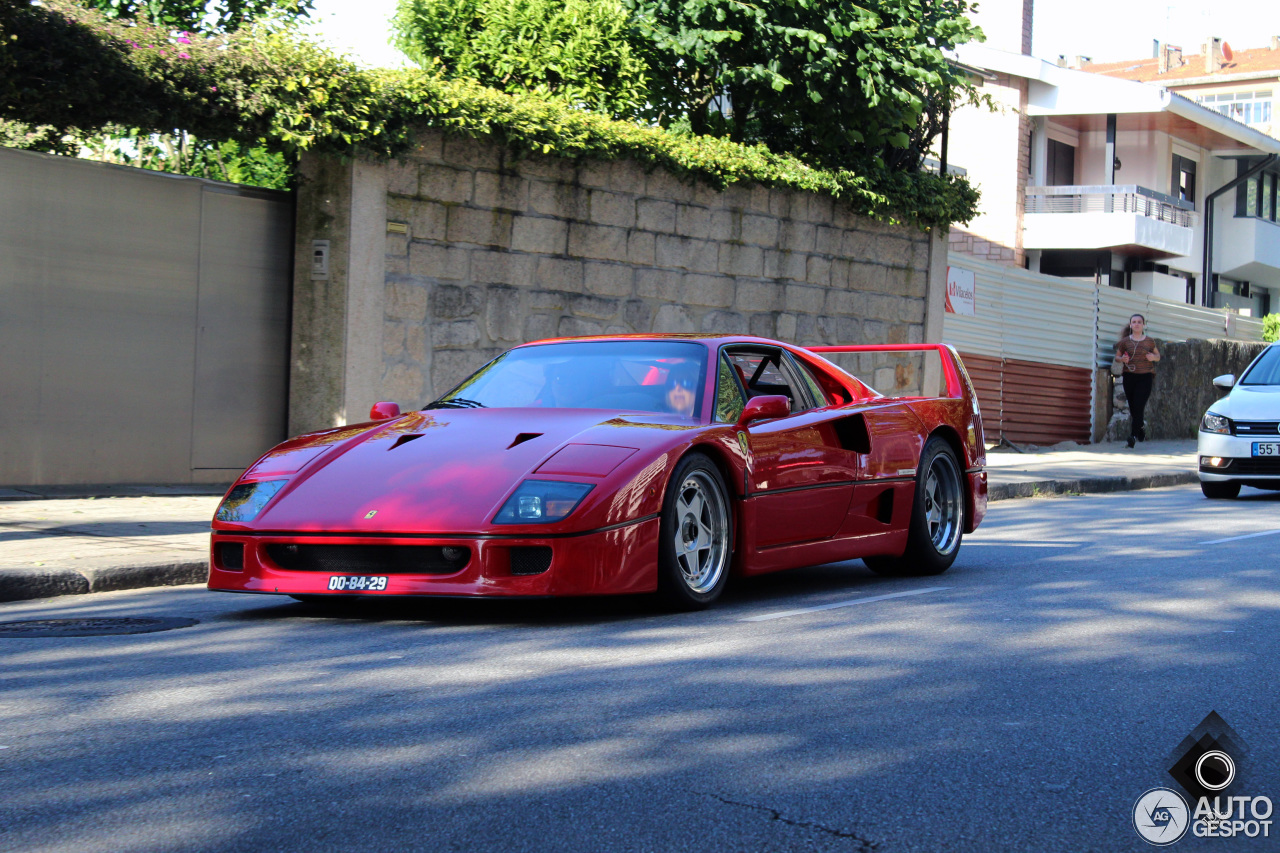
1236, 160, 1280, 222
1047, 139, 1075, 186
1199, 91, 1273, 126
1172, 154, 1196, 207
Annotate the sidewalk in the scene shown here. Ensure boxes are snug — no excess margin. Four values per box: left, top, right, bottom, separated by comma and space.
0, 439, 1201, 603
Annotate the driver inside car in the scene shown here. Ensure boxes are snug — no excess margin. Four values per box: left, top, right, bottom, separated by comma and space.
663, 364, 699, 417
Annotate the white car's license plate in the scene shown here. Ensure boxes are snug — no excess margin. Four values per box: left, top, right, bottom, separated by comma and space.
327, 575, 388, 591
1252, 442, 1280, 457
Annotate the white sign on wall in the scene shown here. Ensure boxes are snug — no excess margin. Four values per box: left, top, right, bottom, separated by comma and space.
945, 266, 976, 315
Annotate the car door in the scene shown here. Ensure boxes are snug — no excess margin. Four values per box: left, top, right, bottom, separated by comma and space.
726, 347, 862, 548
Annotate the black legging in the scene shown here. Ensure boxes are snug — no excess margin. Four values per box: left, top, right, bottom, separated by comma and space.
1122, 372, 1155, 440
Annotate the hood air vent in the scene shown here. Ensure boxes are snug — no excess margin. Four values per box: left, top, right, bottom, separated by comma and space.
508, 433, 542, 449
389, 434, 423, 450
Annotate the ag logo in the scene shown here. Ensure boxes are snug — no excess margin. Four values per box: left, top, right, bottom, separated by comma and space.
1133, 787, 1190, 846
363, 510, 378, 519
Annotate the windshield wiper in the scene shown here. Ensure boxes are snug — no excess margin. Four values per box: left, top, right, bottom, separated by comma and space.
424, 398, 486, 409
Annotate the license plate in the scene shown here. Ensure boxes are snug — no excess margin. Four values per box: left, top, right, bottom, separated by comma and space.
327, 575, 388, 592
1253, 443, 1280, 457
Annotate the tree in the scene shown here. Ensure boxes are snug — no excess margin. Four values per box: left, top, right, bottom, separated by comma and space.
625, 0, 986, 174
1264, 314, 1279, 343
1, 0, 314, 188
390, 0, 649, 118
79, 0, 313, 34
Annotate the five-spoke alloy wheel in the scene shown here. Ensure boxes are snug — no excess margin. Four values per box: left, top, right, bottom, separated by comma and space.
658, 453, 733, 609
865, 436, 965, 577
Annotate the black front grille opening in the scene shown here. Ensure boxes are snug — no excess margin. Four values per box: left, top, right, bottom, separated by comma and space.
1235, 422, 1280, 436
510, 546, 553, 576
1228, 459, 1280, 476
265, 544, 471, 574
214, 542, 245, 571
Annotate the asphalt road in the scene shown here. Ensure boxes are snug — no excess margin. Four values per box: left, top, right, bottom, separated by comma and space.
1, 484, 1278, 852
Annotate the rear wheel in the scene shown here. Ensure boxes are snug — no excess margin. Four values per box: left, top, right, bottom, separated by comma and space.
658, 453, 733, 610
1200, 481, 1241, 499
864, 437, 965, 577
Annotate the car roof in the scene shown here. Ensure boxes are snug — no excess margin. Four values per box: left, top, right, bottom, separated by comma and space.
514, 333, 796, 349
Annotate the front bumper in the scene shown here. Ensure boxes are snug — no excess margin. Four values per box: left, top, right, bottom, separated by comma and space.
1196, 431, 1280, 487
208, 517, 661, 598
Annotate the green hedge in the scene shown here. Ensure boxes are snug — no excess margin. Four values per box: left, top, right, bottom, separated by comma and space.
1, 1, 978, 228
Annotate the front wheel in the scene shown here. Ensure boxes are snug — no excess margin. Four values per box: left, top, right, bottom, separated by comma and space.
865, 437, 965, 577
1201, 481, 1241, 499
657, 453, 733, 610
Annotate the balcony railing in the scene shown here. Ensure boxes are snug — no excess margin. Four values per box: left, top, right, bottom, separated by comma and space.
1025, 185, 1198, 228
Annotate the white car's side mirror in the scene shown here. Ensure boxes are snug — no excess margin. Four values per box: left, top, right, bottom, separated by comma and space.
1212, 374, 1236, 390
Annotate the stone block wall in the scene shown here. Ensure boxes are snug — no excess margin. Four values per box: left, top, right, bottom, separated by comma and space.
290, 131, 946, 433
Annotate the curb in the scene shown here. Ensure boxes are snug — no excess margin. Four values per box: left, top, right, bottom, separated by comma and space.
989, 471, 1199, 501
0, 562, 208, 604
0, 472, 1201, 604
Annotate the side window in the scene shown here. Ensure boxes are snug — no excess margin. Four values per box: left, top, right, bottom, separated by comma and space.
726, 349, 804, 413
787, 355, 830, 408
714, 354, 746, 423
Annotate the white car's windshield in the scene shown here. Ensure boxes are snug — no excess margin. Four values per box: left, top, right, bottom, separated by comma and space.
430, 341, 708, 417
1240, 346, 1280, 386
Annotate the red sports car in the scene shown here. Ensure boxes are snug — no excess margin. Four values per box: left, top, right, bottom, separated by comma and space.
208, 335, 987, 609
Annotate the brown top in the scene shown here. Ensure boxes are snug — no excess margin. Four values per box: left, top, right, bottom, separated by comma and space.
1117, 336, 1158, 375
1085, 45, 1280, 85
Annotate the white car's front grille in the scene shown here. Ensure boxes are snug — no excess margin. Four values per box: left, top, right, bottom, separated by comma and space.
1234, 421, 1280, 436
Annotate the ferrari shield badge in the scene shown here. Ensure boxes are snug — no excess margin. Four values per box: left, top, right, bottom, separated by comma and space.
363, 510, 378, 519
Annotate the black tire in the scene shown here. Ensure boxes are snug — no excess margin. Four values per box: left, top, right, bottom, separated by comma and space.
657, 453, 734, 610
864, 437, 965, 577
1201, 481, 1241, 499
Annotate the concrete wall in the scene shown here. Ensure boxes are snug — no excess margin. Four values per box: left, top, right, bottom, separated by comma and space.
290, 131, 948, 434
1106, 338, 1270, 440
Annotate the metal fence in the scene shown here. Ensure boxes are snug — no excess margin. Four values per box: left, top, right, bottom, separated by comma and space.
0, 148, 293, 486
1025, 185, 1198, 228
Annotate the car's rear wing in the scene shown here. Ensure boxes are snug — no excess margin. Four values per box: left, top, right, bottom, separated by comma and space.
805, 343, 974, 401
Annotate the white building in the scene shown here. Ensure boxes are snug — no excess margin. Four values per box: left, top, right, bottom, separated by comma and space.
949, 42, 1280, 318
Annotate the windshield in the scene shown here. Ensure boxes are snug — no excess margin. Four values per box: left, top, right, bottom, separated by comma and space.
431, 341, 709, 417
1240, 345, 1280, 386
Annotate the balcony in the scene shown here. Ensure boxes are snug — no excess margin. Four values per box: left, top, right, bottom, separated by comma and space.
1024, 185, 1197, 259
1216, 215, 1280, 282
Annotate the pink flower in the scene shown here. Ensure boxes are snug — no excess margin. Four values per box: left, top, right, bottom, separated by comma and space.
178, 52, 190, 59
176, 32, 192, 44
211, 86, 218, 92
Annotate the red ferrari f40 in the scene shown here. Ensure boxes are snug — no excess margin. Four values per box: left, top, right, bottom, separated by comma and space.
208, 335, 987, 609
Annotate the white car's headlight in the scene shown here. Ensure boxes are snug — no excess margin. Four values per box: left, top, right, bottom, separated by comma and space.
1200, 412, 1233, 435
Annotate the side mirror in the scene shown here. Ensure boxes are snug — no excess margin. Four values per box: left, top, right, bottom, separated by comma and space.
737, 395, 790, 426
369, 401, 401, 421
1212, 374, 1236, 390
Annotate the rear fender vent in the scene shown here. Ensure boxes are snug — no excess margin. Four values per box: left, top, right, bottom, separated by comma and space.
833, 415, 871, 454
265, 544, 471, 574
509, 546, 553, 576
874, 489, 894, 524
214, 542, 245, 571
508, 433, 543, 449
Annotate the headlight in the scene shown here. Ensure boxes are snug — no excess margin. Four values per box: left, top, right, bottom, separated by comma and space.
216, 479, 287, 522
1200, 412, 1233, 435
493, 480, 594, 524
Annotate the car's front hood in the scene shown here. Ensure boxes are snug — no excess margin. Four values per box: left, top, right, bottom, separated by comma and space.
1213, 385, 1280, 422
245, 408, 685, 533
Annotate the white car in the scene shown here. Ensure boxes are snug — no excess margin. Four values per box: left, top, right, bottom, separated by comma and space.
1198, 342, 1280, 499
